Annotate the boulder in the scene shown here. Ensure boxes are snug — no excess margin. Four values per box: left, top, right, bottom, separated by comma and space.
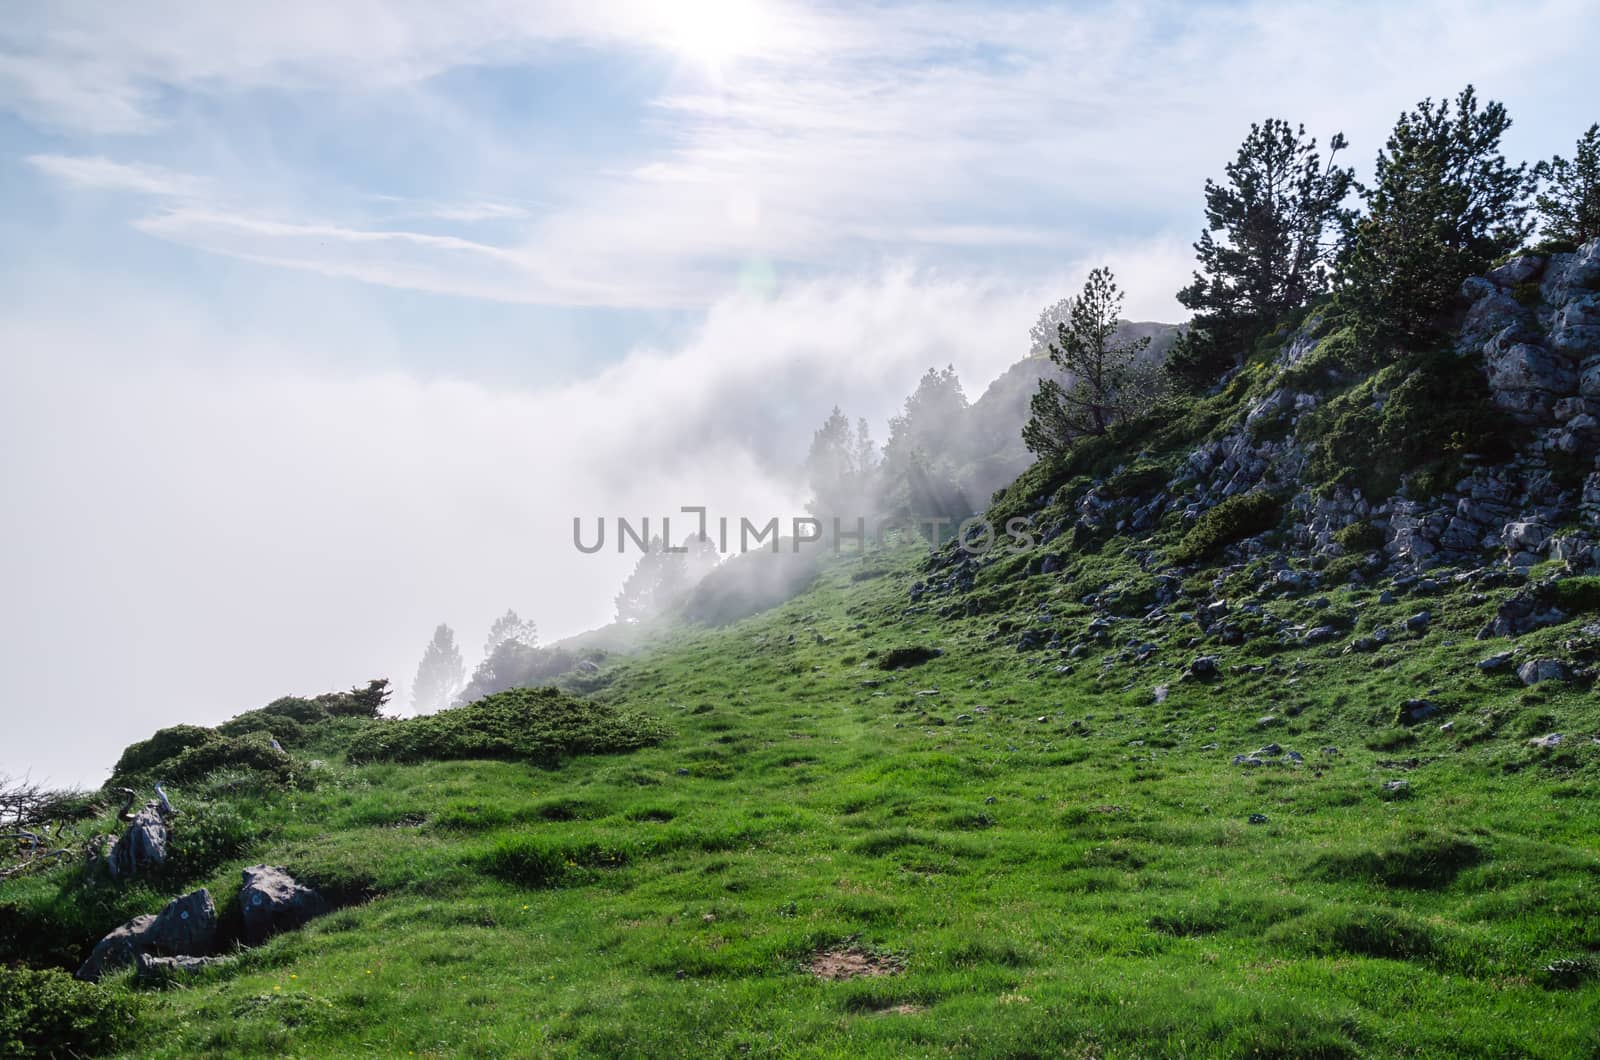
1487, 255, 1545, 287
240, 865, 330, 945
77, 888, 218, 981
76, 915, 155, 982
106, 804, 170, 880
1518, 658, 1572, 686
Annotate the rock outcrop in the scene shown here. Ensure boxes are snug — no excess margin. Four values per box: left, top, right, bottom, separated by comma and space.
77, 888, 218, 981
240, 864, 330, 945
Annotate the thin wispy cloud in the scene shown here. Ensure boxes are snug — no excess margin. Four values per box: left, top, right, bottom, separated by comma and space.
25, 154, 209, 198
13, 1, 1598, 312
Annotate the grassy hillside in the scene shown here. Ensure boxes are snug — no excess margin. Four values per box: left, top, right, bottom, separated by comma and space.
5, 532, 1600, 1057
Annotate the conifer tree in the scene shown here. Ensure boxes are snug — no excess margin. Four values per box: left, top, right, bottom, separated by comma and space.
1171, 119, 1353, 386
1340, 86, 1531, 351
1023, 268, 1150, 457
1533, 123, 1600, 246
411, 624, 464, 714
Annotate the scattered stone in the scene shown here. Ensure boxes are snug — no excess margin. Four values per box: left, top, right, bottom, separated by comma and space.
1303, 625, 1340, 644
135, 952, 233, 984
1382, 779, 1410, 794
1518, 658, 1572, 686
1528, 733, 1565, 749
1152, 684, 1169, 703
1477, 652, 1515, 673
1189, 655, 1220, 679
1247, 814, 1269, 825
1257, 715, 1282, 728
1405, 611, 1431, 633
1397, 699, 1438, 725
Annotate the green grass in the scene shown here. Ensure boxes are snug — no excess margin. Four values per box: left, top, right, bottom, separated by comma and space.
5, 542, 1600, 1058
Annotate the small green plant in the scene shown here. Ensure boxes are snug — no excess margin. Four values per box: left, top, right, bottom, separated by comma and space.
1170, 491, 1282, 565
0, 967, 141, 1056
1333, 522, 1385, 552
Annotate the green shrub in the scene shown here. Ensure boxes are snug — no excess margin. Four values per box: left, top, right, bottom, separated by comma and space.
345, 687, 668, 767
163, 733, 292, 782
1170, 491, 1282, 565
0, 966, 141, 1056
314, 679, 393, 718
1301, 351, 1512, 500
1280, 327, 1365, 392
1549, 576, 1600, 614
217, 712, 304, 744
1511, 281, 1542, 307
1103, 461, 1169, 499
1333, 522, 1385, 552
110, 724, 220, 780
162, 802, 259, 879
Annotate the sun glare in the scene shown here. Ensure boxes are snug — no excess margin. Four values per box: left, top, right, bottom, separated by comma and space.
663, 0, 774, 73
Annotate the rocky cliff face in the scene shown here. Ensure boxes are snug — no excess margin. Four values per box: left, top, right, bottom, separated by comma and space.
974, 240, 1600, 589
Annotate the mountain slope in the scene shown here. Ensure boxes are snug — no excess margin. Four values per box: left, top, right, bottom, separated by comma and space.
4, 249, 1600, 1058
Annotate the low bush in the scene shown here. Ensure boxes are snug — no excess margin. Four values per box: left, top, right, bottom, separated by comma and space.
110, 725, 220, 780
1333, 522, 1386, 553
1549, 576, 1600, 615
1170, 491, 1282, 566
346, 687, 668, 767
164, 734, 292, 783
0, 966, 141, 1056
877, 646, 942, 670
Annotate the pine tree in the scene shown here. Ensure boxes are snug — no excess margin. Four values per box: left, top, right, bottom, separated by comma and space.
411, 624, 464, 714
484, 609, 539, 658
614, 536, 689, 624
1171, 119, 1354, 387
880, 366, 970, 526
1022, 268, 1151, 457
804, 407, 880, 517
1533, 123, 1600, 246
1340, 85, 1531, 352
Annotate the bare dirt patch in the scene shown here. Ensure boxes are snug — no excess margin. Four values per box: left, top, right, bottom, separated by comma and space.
808, 947, 904, 981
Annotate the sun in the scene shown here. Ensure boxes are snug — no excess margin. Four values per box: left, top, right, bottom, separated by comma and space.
662, 0, 774, 74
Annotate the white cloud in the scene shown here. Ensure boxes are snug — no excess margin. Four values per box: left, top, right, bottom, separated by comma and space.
26, 154, 209, 198
13, 1, 1599, 312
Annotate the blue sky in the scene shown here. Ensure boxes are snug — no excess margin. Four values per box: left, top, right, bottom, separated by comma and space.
3, 0, 1598, 785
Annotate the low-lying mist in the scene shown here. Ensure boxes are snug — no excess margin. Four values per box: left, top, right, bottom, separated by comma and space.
3, 264, 1171, 788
